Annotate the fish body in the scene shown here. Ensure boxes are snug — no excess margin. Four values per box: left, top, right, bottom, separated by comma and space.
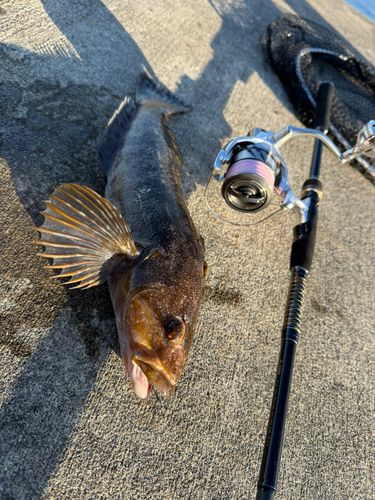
36, 74, 206, 399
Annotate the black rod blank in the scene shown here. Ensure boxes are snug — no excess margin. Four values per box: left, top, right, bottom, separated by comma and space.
255, 82, 334, 499
256, 267, 307, 500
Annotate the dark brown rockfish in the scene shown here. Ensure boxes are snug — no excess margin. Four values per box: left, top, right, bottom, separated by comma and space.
35, 73, 206, 399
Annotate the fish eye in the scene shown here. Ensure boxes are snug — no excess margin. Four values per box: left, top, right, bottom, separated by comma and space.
164, 315, 185, 340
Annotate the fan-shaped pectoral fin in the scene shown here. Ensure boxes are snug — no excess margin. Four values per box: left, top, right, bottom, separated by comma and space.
34, 183, 140, 289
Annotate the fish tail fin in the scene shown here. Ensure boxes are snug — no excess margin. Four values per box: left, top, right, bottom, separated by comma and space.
136, 71, 192, 115
34, 183, 140, 289
97, 96, 137, 173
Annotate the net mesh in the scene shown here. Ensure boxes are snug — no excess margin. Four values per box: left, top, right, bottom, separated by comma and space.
260, 13, 375, 184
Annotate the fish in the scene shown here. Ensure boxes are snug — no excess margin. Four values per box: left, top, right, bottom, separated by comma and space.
35, 72, 207, 399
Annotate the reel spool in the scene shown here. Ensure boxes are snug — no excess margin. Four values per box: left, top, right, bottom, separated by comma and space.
205, 138, 284, 226
221, 143, 279, 213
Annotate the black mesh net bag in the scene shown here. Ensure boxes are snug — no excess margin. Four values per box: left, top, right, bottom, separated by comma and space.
260, 13, 375, 184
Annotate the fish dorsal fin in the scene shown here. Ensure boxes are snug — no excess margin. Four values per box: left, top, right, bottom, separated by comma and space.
97, 96, 137, 173
34, 183, 140, 289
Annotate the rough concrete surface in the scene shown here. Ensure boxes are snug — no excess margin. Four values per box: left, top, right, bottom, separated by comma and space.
0, 1, 374, 499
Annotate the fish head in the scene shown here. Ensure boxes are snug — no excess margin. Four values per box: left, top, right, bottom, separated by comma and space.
110, 267, 202, 400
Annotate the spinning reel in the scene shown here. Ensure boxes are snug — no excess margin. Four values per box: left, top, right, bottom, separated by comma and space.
206, 119, 375, 225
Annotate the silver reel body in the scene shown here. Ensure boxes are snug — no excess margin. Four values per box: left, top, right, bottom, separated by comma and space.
207, 120, 375, 225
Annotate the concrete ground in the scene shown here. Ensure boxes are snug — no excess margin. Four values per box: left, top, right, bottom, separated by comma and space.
1, 1, 374, 499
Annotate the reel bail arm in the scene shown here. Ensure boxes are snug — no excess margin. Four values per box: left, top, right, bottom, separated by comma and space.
210, 92, 375, 226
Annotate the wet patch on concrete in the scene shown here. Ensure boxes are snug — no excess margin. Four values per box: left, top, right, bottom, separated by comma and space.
311, 298, 329, 316
66, 285, 119, 359
202, 283, 243, 307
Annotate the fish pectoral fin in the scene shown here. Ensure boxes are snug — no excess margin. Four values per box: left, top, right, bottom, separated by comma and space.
34, 183, 139, 289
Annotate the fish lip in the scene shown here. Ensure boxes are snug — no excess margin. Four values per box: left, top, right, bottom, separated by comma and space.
131, 348, 176, 387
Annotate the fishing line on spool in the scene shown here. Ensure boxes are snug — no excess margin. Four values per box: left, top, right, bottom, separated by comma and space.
204, 155, 285, 227
197, 210, 289, 499
205, 170, 284, 227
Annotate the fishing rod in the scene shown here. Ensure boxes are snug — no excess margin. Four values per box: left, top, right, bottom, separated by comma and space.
205, 82, 375, 499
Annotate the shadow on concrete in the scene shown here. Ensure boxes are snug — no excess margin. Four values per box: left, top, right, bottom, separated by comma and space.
0, 310, 110, 500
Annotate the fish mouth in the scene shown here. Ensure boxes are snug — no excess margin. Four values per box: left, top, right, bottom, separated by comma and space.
132, 349, 176, 399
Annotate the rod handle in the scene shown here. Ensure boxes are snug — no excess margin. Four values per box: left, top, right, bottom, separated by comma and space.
314, 82, 334, 132
256, 487, 275, 499
290, 196, 318, 272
